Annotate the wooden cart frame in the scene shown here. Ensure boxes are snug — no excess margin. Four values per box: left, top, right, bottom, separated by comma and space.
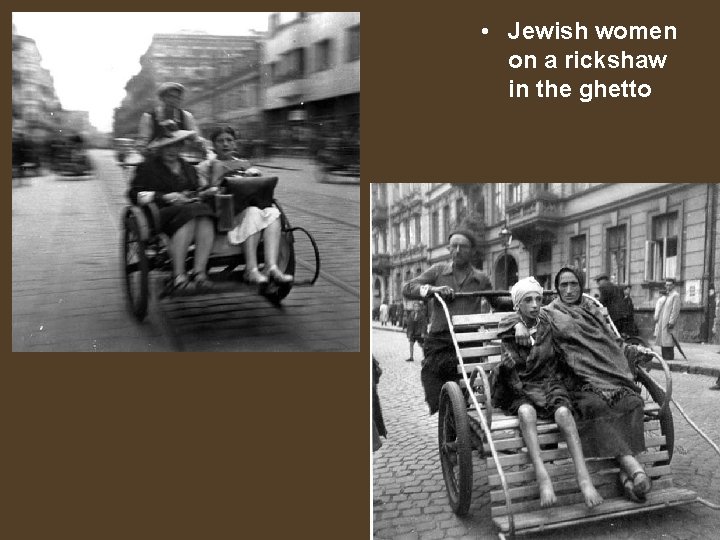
121, 177, 320, 321
434, 291, 699, 539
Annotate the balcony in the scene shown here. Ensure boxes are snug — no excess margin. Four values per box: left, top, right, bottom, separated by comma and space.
390, 244, 427, 265
372, 253, 391, 273
372, 203, 388, 226
506, 191, 563, 246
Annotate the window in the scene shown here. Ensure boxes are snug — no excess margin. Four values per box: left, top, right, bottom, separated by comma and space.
393, 224, 401, 252
373, 233, 379, 254
443, 205, 451, 242
414, 215, 421, 246
570, 234, 587, 280
606, 225, 627, 284
404, 220, 410, 249
492, 184, 503, 223
431, 210, 440, 246
456, 198, 465, 223
645, 212, 678, 281
346, 24, 360, 61
314, 39, 333, 71
508, 183, 522, 205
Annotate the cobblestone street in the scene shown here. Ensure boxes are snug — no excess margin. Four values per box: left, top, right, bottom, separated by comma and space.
372, 328, 720, 540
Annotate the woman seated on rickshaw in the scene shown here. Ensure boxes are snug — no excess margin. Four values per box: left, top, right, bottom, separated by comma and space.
507, 266, 655, 504
127, 125, 216, 293
492, 277, 604, 508
196, 126, 293, 285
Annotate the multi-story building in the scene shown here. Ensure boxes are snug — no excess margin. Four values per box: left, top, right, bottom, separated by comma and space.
12, 24, 62, 143
372, 183, 720, 343
113, 31, 263, 138
263, 12, 360, 152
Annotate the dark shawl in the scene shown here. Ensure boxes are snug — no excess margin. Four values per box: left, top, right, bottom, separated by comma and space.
526, 296, 638, 394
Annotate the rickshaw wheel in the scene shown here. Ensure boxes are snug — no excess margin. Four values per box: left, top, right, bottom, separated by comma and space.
439, 382, 473, 516
636, 368, 674, 463
263, 231, 296, 305
123, 212, 149, 321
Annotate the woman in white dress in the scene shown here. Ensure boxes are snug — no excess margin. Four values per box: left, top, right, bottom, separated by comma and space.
197, 126, 293, 285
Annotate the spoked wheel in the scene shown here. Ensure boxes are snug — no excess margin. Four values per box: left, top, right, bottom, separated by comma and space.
439, 382, 473, 516
123, 210, 150, 321
637, 369, 674, 463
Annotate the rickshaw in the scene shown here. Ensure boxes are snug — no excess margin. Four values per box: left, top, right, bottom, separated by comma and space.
433, 290, 702, 539
121, 173, 320, 321
314, 135, 360, 183
52, 135, 93, 177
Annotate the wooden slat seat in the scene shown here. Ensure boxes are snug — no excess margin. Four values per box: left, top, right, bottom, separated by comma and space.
492, 488, 697, 535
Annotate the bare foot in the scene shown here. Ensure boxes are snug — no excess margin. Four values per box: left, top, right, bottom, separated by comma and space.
579, 480, 604, 508
538, 473, 557, 507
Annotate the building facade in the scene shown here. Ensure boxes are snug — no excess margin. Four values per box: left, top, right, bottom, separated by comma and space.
263, 12, 360, 152
372, 183, 720, 343
113, 31, 263, 138
12, 25, 62, 143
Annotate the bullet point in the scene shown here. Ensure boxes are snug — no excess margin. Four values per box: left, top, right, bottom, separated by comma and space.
481, 27, 489, 35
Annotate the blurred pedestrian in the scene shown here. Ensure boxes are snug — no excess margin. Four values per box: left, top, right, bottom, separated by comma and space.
137, 82, 199, 154
710, 374, 720, 391
622, 285, 638, 335
655, 279, 681, 360
405, 301, 427, 362
389, 302, 397, 326
379, 300, 389, 326
595, 273, 631, 335
372, 356, 387, 451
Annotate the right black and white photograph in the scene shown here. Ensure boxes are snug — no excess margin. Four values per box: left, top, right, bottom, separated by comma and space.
371, 183, 720, 539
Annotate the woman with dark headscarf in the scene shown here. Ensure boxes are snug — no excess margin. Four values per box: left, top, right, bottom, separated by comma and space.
523, 265, 654, 503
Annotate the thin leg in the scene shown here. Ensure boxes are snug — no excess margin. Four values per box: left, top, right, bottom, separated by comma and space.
518, 404, 556, 507
617, 454, 651, 497
409, 340, 414, 361
555, 407, 603, 508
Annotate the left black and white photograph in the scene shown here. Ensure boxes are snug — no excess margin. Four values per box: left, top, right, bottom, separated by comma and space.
12, 12, 360, 352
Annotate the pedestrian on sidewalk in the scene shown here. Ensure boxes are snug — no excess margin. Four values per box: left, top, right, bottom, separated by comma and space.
379, 300, 389, 326
405, 301, 427, 362
655, 279, 682, 360
595, 273, 631, 335
402, 228, 492, 414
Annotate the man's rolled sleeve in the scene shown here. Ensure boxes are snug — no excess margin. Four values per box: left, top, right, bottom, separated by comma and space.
403, 264, 442, 299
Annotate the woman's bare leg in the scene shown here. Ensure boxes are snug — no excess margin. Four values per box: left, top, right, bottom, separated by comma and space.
243, 231, 261, 271
170, 221, 194, 279
518, 404, 556, 507
192, 217, 215, 275
554, 406, 603, 508
262, 217, 282, 268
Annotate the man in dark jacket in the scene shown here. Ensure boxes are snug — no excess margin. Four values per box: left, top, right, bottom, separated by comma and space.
596, 273, 632, 335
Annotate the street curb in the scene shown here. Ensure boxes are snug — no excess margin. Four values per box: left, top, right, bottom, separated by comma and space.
650, 359, 720, 379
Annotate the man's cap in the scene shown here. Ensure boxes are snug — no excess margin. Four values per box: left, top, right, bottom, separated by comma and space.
665, 278, 677, 284
447, 228, 477, 248
595, 272, 610, 282
157, 82, 185, 97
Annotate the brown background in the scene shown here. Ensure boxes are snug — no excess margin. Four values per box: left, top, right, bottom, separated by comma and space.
4, 1, 718, 539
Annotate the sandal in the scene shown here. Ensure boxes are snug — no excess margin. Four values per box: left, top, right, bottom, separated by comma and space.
165, 274, 193, 296
632, 470, 651, 500
619, 471, 642, 503
267, 265, 294, 284
190, 271, 214, 292
244, 267, 269, 285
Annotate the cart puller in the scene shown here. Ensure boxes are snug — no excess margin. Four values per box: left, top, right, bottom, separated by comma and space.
403, 228, 492, 414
